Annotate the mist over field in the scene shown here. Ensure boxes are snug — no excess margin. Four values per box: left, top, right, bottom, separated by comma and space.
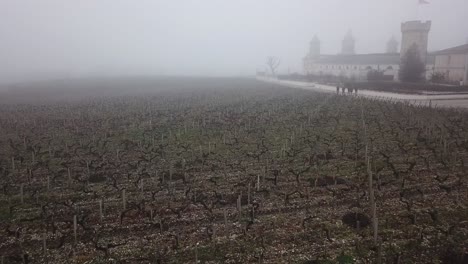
1, 0, 468, 83
2, 1, 468, 263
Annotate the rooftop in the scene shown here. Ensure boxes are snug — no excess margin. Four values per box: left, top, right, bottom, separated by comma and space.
431, 44, 468, 55
307, 53, 435, 65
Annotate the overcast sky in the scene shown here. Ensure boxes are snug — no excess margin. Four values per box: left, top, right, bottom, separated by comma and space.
1, 0, 467, 83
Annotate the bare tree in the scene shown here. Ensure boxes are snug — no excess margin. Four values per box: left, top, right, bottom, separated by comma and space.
266, 56, 281, 76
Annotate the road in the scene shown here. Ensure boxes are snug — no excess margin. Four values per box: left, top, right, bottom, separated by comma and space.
257, 77, 468, 109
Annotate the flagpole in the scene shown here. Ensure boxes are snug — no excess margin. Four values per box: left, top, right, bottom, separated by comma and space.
417, 0, 429, 21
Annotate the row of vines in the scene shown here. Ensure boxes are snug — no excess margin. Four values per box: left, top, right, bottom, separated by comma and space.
0, 78, 467, 263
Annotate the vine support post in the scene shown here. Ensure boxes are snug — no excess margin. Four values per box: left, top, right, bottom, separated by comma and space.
47, 175, 50, 193
67, 168, 71, 185
257, 174, 260, 191
247, 184, 251, 206
99, 199, 103, 221
42, 232, 47, 255
237, 193, 242, 222
169, 164, 173, 182
223, 208, 228, 226
73, 215, 77, 245
159, 218, 163, 233
140, 178, 144, 194
362, 101, 378, 246
195, 244, 199, 263
20, 184, 24, 204
122, 189, 126, 211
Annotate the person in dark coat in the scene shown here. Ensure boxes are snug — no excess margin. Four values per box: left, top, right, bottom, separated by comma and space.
336, 86, 340, 94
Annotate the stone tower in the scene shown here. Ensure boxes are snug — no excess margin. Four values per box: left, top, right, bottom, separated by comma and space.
400, 20, 431, 63
341, 31, 355, 55
309, 35, 320, 59
386, 36, 399, 53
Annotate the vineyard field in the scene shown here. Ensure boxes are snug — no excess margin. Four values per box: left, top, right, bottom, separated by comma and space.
1, 77, 467, 263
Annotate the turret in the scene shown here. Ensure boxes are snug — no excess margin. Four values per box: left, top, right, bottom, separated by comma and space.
309, 35, 320, 59
341, 30, 355, 55
386, 36, 399, 53
400, 20, 431, 63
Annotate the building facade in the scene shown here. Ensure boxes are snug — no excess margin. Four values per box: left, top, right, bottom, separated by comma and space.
433, 44, 468, 85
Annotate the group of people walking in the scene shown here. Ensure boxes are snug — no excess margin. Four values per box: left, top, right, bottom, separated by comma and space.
336, 84, 358, 95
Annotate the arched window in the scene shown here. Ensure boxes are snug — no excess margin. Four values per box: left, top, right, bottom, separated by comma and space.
386, 66, 393, 70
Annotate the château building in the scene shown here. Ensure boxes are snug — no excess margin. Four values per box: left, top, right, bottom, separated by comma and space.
303, 21, 436, 81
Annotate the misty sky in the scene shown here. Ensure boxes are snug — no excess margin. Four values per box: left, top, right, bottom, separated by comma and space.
1, 0, 468, 83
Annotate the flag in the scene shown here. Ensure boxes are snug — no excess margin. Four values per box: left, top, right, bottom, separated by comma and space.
419, 0, 429, 4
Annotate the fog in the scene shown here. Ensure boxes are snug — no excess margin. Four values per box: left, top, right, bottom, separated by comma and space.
1, 0, 467, 83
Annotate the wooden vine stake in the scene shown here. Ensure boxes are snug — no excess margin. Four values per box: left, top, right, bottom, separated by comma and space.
122, 189, 127, 211
257, 174, 261, 191
20, 184, 24, 204
86, 161, 90, 176
361, 102, 379, 247
237, 193, 242, 222
67, 168, 71, 185
140, 178, 144, 193
223, 208, 228, 226
247, 184, 251, 206
169, 164, 173, 182
195, 244, 198, 263
73, 215, 77, 245
99, 199, 104, 221
47, 175, 50, 193
42, 232, 47, 255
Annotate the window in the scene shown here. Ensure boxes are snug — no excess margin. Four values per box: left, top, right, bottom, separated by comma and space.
448, 55, 452, 65
366, 66, 372, 70
387, 66, 393, 70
